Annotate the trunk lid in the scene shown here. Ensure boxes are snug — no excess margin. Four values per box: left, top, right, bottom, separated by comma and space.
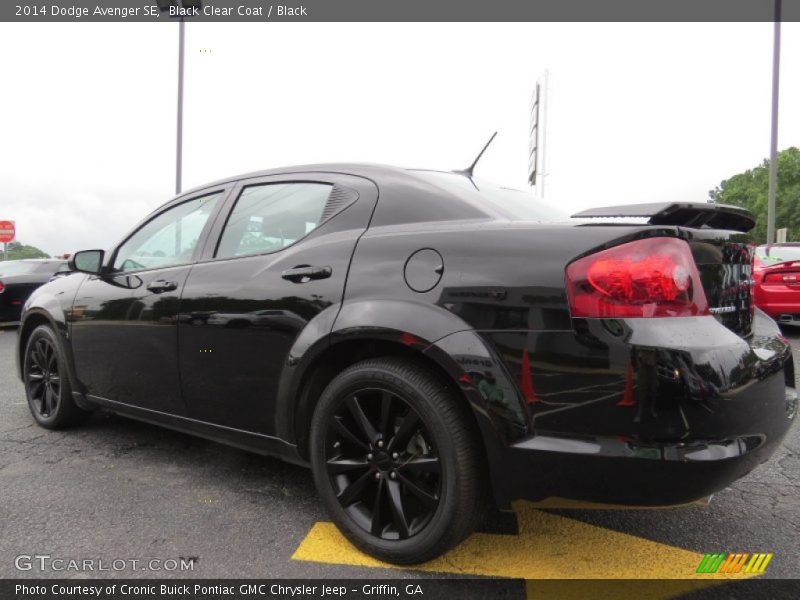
688, 232, 755, 337
572, 202, 756, 337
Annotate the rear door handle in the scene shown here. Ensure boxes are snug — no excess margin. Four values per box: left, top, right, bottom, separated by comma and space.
146, 280, 178, 293
281, 265, 332, 283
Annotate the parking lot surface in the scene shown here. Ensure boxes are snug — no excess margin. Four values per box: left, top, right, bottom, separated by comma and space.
0, 325, 798, 583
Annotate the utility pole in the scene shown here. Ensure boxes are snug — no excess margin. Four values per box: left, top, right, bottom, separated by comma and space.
766, 0, 781, 244
176, 17, 185, 195
157, 0, 200, 195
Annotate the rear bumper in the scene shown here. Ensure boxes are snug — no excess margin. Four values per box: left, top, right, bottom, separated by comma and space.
0, 305, 23, 322
0, 292, 26, 322
483, 311, 796, 506
758, 303, 800, 318
754, 284, 800, 320
775, 314, 800, 326
758, 305, 800, 326
506, 379, 796, 505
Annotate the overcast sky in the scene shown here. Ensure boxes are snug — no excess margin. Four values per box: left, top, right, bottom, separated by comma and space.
1, 22, 798, 256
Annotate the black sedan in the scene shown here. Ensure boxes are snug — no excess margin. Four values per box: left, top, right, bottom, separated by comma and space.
0, 259, 68, 322
16, 164, 797, 564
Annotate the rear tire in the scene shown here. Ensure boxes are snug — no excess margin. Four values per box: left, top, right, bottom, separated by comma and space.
309, 357, 484, 564
23, 325, 90, 430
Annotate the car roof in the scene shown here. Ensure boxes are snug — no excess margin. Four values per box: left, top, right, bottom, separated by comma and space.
170, 163, 505, 227
181, 163, 444, 196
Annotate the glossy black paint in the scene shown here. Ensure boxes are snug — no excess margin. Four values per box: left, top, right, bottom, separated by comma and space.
178, 173, 377, 433
17, 163, 797, 510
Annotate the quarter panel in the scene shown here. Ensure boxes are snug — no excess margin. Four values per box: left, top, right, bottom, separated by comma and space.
274, 300, 476, 443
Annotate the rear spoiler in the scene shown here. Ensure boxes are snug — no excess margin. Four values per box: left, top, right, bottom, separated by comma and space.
571, 202, 755, 233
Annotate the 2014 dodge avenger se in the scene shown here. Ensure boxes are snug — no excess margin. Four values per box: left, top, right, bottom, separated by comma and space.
16, 164, 797, 563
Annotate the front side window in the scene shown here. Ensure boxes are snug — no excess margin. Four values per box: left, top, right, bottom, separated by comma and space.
216, 182, 332, 259
114, 192, 222, 272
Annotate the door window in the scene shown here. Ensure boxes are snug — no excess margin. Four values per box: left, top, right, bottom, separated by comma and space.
114, 192, 222, 272
216, 183, 332, 259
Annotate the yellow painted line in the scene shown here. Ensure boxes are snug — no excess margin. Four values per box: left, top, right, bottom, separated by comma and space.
292, 501, 755, 581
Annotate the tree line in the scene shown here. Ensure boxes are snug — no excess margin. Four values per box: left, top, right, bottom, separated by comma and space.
0, 241, 49, 261
709, 147, 800, 243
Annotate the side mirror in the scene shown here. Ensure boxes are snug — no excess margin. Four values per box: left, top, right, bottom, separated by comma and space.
69, 249, 105, 275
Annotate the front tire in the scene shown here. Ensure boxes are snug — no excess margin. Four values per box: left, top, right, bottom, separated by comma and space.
309, 357, 484, 564
23, 324, 90, 429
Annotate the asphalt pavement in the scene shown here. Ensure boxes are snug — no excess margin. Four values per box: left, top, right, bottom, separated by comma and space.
0, 324, 798, 583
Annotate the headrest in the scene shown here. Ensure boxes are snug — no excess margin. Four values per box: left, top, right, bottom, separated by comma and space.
261, 218, 307, 241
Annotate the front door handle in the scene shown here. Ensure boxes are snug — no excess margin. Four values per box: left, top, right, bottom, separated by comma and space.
146, 280, 178, 293
281, 265, 332, 283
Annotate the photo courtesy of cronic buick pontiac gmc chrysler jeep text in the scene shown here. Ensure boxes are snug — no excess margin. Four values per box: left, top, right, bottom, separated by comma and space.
16, 164, 797, 564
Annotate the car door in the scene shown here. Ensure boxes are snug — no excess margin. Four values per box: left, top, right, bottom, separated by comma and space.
177, 172, 377, 434
70, 188, 228, 414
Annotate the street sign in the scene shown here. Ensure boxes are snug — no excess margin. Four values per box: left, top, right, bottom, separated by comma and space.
777, 227, 788, 243
0, 221, 15, 243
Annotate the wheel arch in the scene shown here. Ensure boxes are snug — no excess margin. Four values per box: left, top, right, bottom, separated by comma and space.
277, 300, 529, 510
276, 299, 471, 446
17, 306, 67, 380
288, 334, 469, 457
18, 304, 91, 410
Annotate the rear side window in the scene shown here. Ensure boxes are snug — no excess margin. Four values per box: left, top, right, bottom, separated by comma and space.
216, 182, 332, 259
757, 246, 800, 264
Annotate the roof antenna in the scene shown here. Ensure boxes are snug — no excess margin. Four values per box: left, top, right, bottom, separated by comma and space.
454, 132, 497, 178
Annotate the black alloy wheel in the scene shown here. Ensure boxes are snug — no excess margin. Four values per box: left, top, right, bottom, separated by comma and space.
24, 325, 90, 429
325, 388, 442, 540
310, 357, 484, 564
26, 335, 61, 419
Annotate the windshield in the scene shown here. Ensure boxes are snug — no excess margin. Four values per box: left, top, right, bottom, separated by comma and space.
413, 170, 568, 222
0, 261, 45, 275
757, 245, 800, 264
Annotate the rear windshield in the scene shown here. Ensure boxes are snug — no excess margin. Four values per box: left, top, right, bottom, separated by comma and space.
0, 261, 60, 276
413, 170, 567, 222
757, 246, 800, 264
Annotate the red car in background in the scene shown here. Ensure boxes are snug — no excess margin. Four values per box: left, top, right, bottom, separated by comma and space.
754, 243, 800, 326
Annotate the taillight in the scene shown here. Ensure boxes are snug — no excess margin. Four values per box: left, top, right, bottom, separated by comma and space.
764, 272, 799, 284
0, 280, 4, 294
566, 237, 709, 318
